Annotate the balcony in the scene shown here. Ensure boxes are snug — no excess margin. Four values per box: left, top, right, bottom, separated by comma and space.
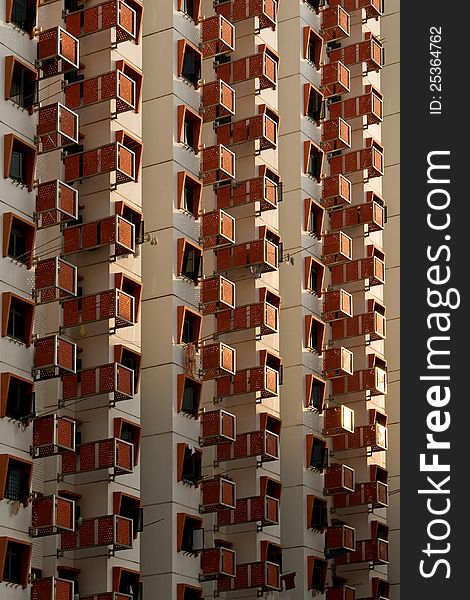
333, 423, 388, 453
334, 481, 388, 509
323, 406, 354, 436
31, 415, 75, 458
329, 34, 384, 73
329, 86, 383, 125
63, 290, 135, 332
324, 463, 355, 495
320, 6, 350, 42
201, 276, 235, 315
60, 514, 133, 552
332, 366, 387, 396
35, 180, 78, 229
327, 586, 356, 600
61, 437, 134, 477
321, 61, 350, 97
201, 547, 236, 580
216, 238, 278, 274
64, 142, 136, 185
218, 495, 279, 528
322, 231, 352, 266
322, 174, 351, 209
32, 578, 74, 600
325, 525, 356, 559
61, 362, 134, 402
216, 301, 278, 336
37, 27, 79, 78
216, 48, 278, 90
63, 214, 135, 256
200, 477, 236, 512
33, 257, 77, 304
200, 409, 236, 446
216, 0, 278, 30
201, 144, 235, 185
330, 246, 385, 287
201, 15, 235, 58
322, 290, 353, 322
323, 347, 353, 379
36, 103, 79, 154
65, 69, 138, 114
201, 209, 235, 249
335, 539, 388, 565
321, 117, 351, 152
30, 495, 75, 537
33, 335, 77, 380
201, 80, 235, 123
200, 342, 236, 380
329, 197, 385, 233
329, 0, 383, 20
65, 0, 142, 44
216, 430, 279, 463
216, 365, 279, 400
216, 112, 278, 150
329, 138, 384, 179
217, 561, 280, 592
216, 174, 279, 211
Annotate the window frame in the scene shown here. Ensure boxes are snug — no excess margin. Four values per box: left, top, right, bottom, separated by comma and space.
177, 105, 203, 154
114, 417, 142, 465
177, 39, 202, 87
0, 372, 34, 420
177, 443, 202, 485
4, 133, 37, 191
4, 55, 38, 111
303, 27, 323, 68
5, 0, 38, 35
306, 494, 328, 531
0, 454, 33, 503
177, 374, 202, 417
306, 434, 328, 472
177, 238, 203, 283
176, 512, 203, 553
1, 292, 35, 346
304, 140, 324, 181
3, 212, 36, 269
177, 171, 202, 218
305, 373, 326, 412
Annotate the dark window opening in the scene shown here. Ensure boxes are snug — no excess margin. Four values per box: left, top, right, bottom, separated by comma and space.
119, 348, 140, 392
265, 543, 282, 570
181, 517, 202, 553
310, 498, 328, 530
182, 446, 202, 484
309, 323, 320, 352
306, 0, 322, 10
310, 439, 328, 471
10, 151, 23, 183
120, 424, 135, 445
307, 209, 316, 235
119, 572, 141, 600
182, 247, 202, 282
307, 89, 324, 122
183, 118, 195, 149
30, 568, 42, 581
181, 378, 201, 417
8, 225, 26, 262
307, 147, 323, 180
3, 542, 22, 584
183, 589, 202, 600
183, 183, 195, 214
64, 0, 84, 13
182, 48, 201, 86
309, 383, 322, 411
6, 377, 34, 420
58, 570, 79, 595
10, 0, 36, 33
182, 312, 200, 344
4, 460, 30, 501
7, 297, 28, 343
9, 62, 37, 109
120, 496, 143, 535
182, 0, 195, 18
311, 560, 327, 592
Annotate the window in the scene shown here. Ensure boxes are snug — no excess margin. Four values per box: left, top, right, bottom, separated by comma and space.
115, 273, 142, 321
114, 417, 142, 465
304, 141, 324, 180
7, 0, 37, 33
308, 557, 327, 592
303, 27, 323, 68
304, 256, 324, 296
305, 314, 325, 354
177, 375, 202, 417
177, 513, 203, 553
304, 198, 323, 238
177, 239, 203, 283
1, 373, 34, 420
5, 56, 37, 110
57, 566, 80, 595
305, 374, 325, 412
178, 171, 202, 218
4, 134, 37, 191
2, 293, 35, 346
114, 344, 141, 393
180, 0, 201, 19
306, 435, 328, 471
177, 307, 202, 344
178, 40, 202, 87
177, 584, 203, 600
261, 541, 282, 570
113, 568, 141, 600
304, 84, 324, 123
177, 443, 202, 484
4, 460, 30, 501
115, 130, 144, 182
114, 492, 143, 538
177, 105, 202, 153
64, 0, 84, 13
305, 0, 323, 9
307, 495, 328, 530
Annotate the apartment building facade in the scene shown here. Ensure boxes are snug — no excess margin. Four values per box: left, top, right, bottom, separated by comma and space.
1, 1, 393, 599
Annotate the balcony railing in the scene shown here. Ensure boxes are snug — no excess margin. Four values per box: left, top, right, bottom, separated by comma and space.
33, 335, 77, 380
201, 144, 235, 185
31, 495, 75, 537
62, 290, 135, 331
31, 415, 76, 458
320, 6, 350, 42
32, 578, 74, 600
63, 214, 135, 256
201, 209, 235, 249
322, 174, 351, 209
61, 437, 134, 477
323, 347, 353, 379
64, 142, 136, 185
335, 539, 389, 565
329, 86, 383, 125
60, 514, 133, 552
324, 463, 355, 495
216, 365, 279, 400
333, 424, 388, 453
329, 0, 383, 20
329, 35, 384, 73
334, 481, 388, 509
330, 200, 385, 233
322, 231, 352, 266
321, 61, 350, 97
216, 301, 278, 336
201, 14, 235, 58
325, 524, 356, 558
201, 80, 235, 123
61, 362, 134, 402
200, 477, 236, 512
217, 561, 280, 592
216, 0, 278, 30
65, 0, 139, 43
332, 367, 387, 396
36, 103, 79, 153
216, 174, 278, 211
327, 586, 356, 600
201, 547, 236, 580
201, 276, 235, 314
200, 342, 236, 380
216, 113, 278, 150
37, 27, 79, 77
216, 430, 279, 463
331, 253, 385, 288
65, 69, 136, 113
329, 140, 384, 179
322, 289, 353, 322
321, 117, 351, 152
33, 257, 77, 304
217, 495, 279, 528
200, 409, 236, 446
216, 49, 278, 90
216, 239, 278, 274
35, 180, 78, 229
